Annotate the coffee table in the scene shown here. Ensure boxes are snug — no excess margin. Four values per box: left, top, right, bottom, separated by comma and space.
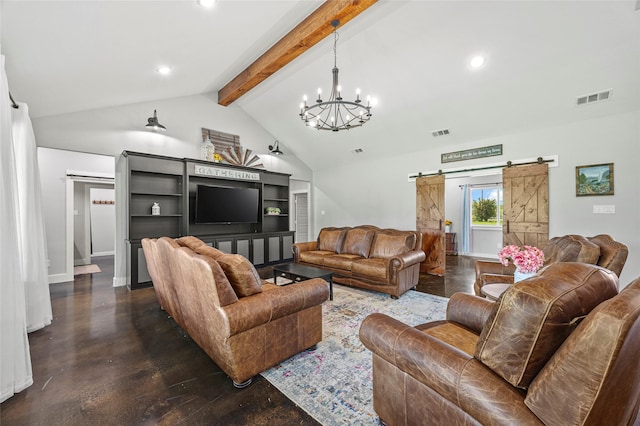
273, 263, 334, 301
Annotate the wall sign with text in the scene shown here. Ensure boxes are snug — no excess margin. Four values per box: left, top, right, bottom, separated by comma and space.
441, 144, 503, 163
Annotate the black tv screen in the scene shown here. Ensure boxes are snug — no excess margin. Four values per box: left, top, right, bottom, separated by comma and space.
195, 185, 259, 224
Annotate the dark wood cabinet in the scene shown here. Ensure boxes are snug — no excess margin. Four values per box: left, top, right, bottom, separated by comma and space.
118, 151, 294, 289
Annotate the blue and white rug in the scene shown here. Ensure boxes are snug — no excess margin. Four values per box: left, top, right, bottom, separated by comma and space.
260, 284, 448, 425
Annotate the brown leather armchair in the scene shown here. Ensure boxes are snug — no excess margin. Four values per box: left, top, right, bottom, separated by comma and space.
360, 263, 640, 425
474, 234, 628, 296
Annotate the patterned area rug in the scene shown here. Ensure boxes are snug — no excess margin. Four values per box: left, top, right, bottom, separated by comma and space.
260, 284, 448, 425
73, 264, 101, 275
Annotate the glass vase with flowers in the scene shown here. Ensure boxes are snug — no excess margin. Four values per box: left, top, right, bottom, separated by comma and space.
498, 245, 545, 282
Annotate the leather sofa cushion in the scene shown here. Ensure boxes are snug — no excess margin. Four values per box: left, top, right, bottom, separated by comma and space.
417, 321, 479, 356
341, 228, 375, 257
324, 254, 362, 271
352, 258, 388, 280
299, 250, 334, 266
176, 235, 206, 250
475, 262, 618, 389
193, 254, 239, 306
524, 278, 640, 425
194, 244, 225, 260
216, 254, 263, 297
318, 227, 348, 252
542, 234, 600, 265
370, 232, 415, 258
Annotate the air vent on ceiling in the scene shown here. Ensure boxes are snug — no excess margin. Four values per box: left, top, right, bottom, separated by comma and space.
432, 128, 451, 137
576, 89, 612, 107
352, 148, 364, 154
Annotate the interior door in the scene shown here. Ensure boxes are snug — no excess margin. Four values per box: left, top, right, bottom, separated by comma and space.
502, 163, 549, 248
294, 192, 309, 243
416, 175, 445, 275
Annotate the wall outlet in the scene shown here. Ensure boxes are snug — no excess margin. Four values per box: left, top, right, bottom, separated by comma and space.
593, 205, 615, 214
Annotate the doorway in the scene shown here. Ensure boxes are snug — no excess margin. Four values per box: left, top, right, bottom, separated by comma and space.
66, 173, 115, 279
290, 179, 311, 243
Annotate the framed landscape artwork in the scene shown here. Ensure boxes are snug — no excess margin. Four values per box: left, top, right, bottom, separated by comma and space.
575, 163, 614, 196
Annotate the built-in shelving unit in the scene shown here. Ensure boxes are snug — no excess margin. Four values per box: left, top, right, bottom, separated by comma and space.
117, 151, 294, 289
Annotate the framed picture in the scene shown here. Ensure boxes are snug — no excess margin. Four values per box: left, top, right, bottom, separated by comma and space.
576, 163, 614, 196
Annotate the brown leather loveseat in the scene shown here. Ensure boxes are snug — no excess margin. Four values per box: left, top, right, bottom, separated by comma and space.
142, 236, 329, 388
292, 225, 426, 298
360, 263, 640, 425
474, 234, 628, 296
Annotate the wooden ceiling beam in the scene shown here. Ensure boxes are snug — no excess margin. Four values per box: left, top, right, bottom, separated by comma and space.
217, 0, 378, 106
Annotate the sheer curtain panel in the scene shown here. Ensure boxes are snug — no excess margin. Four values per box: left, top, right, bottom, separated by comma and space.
12, 102, 52, 332
0, 54, 33, 403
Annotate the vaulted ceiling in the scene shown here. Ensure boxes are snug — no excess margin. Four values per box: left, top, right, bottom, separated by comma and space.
2, 1, 639, 170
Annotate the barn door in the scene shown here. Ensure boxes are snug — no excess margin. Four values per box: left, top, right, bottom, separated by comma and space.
416, 175, 445, 275
502, 163, 549, 248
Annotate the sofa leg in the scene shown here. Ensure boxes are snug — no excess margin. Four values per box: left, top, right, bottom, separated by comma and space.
378, 418, 388, 426
390, 295, 399, 300
306, 344, 318, 352
232, 378, 253, 389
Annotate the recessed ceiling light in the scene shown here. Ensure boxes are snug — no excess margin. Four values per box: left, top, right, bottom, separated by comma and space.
198, 0, 215, 7
156, 66, 172, 75
470, 55, 486, 69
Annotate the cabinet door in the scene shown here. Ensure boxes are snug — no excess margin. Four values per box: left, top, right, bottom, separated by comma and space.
236, 239, 250, 259
252, 238, 265, 265
282, 234, 294, 260
216, 239, 233, 254
268, 236, 281, 262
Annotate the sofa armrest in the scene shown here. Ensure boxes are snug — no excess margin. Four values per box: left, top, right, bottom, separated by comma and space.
389, 250, 427, 270
446, 293, 495, 334
292, 241, 319, 262
222, 278, 329, 336
481, 273, 515, 285
475, 260, 514, 278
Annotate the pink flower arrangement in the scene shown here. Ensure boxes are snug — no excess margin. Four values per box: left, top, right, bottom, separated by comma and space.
498, 245, 545, 274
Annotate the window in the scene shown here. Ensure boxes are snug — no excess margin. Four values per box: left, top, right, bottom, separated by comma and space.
470, 185, 503, 227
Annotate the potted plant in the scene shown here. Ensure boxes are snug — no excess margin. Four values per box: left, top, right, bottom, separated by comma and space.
266, 207, 281, 215
498, 245, 545, 282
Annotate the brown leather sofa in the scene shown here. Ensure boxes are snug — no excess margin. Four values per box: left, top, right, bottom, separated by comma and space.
142, 236, 329, 388
360, 263, 640, 425
474, 234, 628, 296
292, 225, 426, 298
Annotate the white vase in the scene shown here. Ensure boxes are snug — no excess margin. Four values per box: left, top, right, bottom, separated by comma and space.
514, 270, 535, 283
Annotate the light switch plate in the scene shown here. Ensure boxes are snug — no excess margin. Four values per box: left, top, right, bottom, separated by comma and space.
593, 205, 615, 214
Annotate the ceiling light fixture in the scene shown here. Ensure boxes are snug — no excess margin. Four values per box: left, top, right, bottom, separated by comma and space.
197, 0, 215, 8
156, 66, 172, 75
470, 55, 486, 69
268, 141, 284, 155
299, 20, 376, 132
145, 110, 166, 132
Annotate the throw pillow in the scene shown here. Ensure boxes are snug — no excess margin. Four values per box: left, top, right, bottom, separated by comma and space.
216, 254, 263, 297
475, 262, 618, 389
317, 227, 347, 252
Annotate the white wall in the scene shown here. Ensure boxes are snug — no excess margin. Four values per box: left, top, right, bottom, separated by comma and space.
38, 148, 114, 282
313, 111, 640, 287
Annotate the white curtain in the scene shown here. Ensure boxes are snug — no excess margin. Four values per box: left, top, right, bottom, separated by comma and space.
12, 101, 52, 332
460, 184, 472, 255
0, 54, 33, 403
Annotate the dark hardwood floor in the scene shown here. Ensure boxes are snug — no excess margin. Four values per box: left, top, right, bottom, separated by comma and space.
1, 255, 480, 425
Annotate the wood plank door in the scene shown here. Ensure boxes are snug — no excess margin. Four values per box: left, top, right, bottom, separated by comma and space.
502, 163, 549, 248
416, 175, 445, 275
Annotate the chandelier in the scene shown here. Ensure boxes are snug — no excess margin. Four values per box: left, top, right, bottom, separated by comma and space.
299, 20, 376, 132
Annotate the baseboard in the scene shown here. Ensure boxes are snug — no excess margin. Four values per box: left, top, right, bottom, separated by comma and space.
470, 252, 499, 260
92, 251, 115, 257
113, 276, 127, 287
49, 272, 72, 284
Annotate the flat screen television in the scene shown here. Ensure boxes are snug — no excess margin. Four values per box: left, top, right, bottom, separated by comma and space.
195, 185, 259, 224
